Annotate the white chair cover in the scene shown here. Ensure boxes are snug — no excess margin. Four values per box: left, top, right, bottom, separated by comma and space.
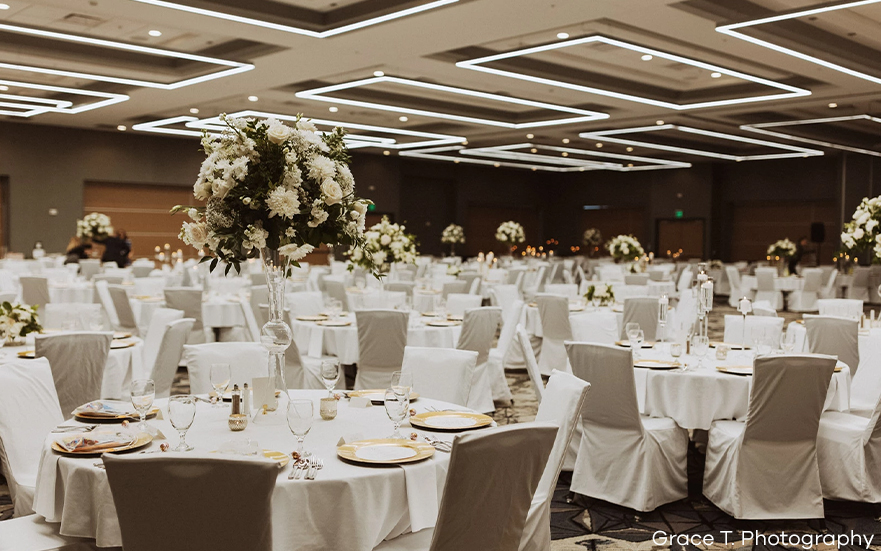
486, 300, 524, 403
92, 274, 124, 285
151, 318, 196, 398
142, 308, 184, 376
43, 303, 103, 331
676, 268, 693, 294
402, 346, 477, 407
752, 305, 777, 317
816, 394, 881, 502
624, 274, 649, 285
456, 307, 501, 412
104, 454, 278, 551
20, 276, 50, 309
722, 315, 785, 347
488, 284, 521, 322
804, 314, 860, 376
163, 287, 207, 344
283, 310, 341, 390
239, 300, 262, 342
385, 282, 415, 296
353, 291, 407, 310
787, 268, 823, 312
183, 342, 269, 395
35, 331, 112, 415
287, 291, 324, 317
569, 311, 618, 345
251, 285, 269, 328
517, 325, 544, 404
133, 276, 166, 298
817, 298, 863, 319
703, 354, 836, 519
520, 370, 590, 551
536, 294, 572, 376
325, 279, 348, 308
446, 294, 482, 317
753, 267, 783, 310
0, 358, 62, 516
109, 285, 139, 335
78, 259, 101, 280
354, 310, 408, 390
94, 280, 120, 329
441, 281, 467, 298
566, 342, 688, 511
818, 270, 838, 300
620, 297, 660, 341
725, 266, 753, 307
847, 266, 871, 301
543, 284, 578, 300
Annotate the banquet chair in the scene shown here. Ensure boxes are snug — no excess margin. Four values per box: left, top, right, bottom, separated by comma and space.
402, 346, 477, 407
324, 279, 349, 309
817, 298, 863, 319
374, 423, 557, 551
751, 301, 777, 317
183, 342, 269, 395
818, 270, 838, 300
598, 265, 623, 282
816, 393, 881, 502
457, 272, 480, 295
108, 285, 140, 336
703, 354, 836, 519
385, 281, 416, 296
163, 287, 210, 344
0, 291, 17, 303
94, 280, 120, 329
43, 303, 103, 331
35, 331, 112, 416
517, 325, 545, 403
725, 266, 752, 307
0, 516, 105, 551
150, 318, 196, 398
0, 358, 62, 516
441, 280, 467, 298
78, 259, 101, 281
132, 276, 166, 298
676, 268, 693, 296
566, 342, 688, 511
624, 274, 649, 285
456, 307, 501, 412
131, 265, 154, 278
522, 266, 547, 300
282, 310, 343, 389
847, 266, 871, 301
287, 290, 324, 318
250, 285, 269, 328
446, 293, 482, 317
354, 310, 408, 389
722, 315, 784, 348
544, 283, 579, 300
20, 276, 50, 314
804, 315, 859, 377
104, 454, 278, 551
620, 297, 661, 341
520, 371, 590, 551
569, 310, 618, 345
486, 300, 524, 404
787, 268, 823, 312
239, 300, 262, 342
141, 307, 184, 376
754, 267, 783, 310
250, 272, 267, 287
535, 294, 572, 376
92, 274, 124, 285
488, 284, 521, 323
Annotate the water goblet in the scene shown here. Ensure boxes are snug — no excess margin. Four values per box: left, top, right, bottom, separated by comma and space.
320, 359, 340, 397
130, 379, 154, 434
210, 364, 231, 407
391, 371, 413, 400
691, 335, 709, 368
384, 388, 409, 439
168, 395, 196, 451
286, 400, 314, 457
88, 312, 104, 331
780, 331, 796, 354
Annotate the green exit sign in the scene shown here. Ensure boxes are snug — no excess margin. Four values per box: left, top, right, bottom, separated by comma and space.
674, 209, 684, 219
368, 203, 376, 212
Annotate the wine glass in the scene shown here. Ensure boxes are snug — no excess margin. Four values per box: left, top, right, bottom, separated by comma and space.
210, 364, 231, 407
391, 371, 413, 400
320, 359, 340, 397
384, 388, 409, 439
286, 400, 314, 457
691, 335, 709, 368
780, 331, 796, 354
168, 395, 196, 451
88, 311, 104, 331
130, 379, 155, 434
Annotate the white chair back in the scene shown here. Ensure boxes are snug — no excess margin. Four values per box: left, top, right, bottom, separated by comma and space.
536, 294, 572, 341
489, 284, 521, 322
163, 288, 204, 330
250, 285, 269, 328
817, 298, 862, 319
133, 276, 166, 297
566, 342, 642, 433
109, 285, 139, 334
456, 307, 501, 366
43, 302, 103, 331
240, 300, 262, 342
354, 310, 408, 389
95, 280, 120, 328
676, 268, 692, 293
446, 293, 482, 317
544, 283, 578, 300
755, 267, 777, 291
287, 291, 324, 318
151, 318, 196, 398
802, 268, 823, 293
517, 325, 544, 403
441, 280, 467, 298
804, 315, 859, 376
569, 310, 619, 345
621, 297, 660, 341
495, 300, 525, 363
143, 307, 185, 375
402, 346, 477, 407
79, 259, 101, 280
35, 331, 112, 415
20, 276, 50, 308
722, 315, 784, 346
183, 342, 269, 395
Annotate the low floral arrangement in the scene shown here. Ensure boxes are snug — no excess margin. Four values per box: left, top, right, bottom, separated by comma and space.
441, 224, 465, 244
767, 238, 797, 258
446, 265, 462, 276
709, 259, 724, 269
841, 195, 881, 259
348, 216, 418, 274
77, 213, 113, 241
606, 234, 644, 261
495, 221, 525, 245
172, 114, 374, 274
584, 284, 615, 306
0, 302, 41, 341
582, 228, 602, 248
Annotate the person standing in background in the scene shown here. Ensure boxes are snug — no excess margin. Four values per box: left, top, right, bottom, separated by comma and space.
64, 237, 92, 264
789, 236, 808, 275
100, 230, 131, 268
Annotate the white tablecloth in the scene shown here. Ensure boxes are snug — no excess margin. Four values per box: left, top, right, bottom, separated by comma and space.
48, 283, 94, 304
291, 313, 461, 364
34, 391, 459, 550
131, 296, 245, 331
634, 346, 850, 430
523, 305, 623, 338
740, 275, 804, 292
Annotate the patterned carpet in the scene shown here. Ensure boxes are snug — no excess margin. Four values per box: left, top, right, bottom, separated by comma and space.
4, 300, 881, 551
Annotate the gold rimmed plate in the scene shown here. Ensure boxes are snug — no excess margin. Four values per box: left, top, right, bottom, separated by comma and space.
52, 431, 152, 456
446, 315, 464, 322
296, 315, 328, 322
113, 332, 132, 340
634, 359, 681, 370
410, 411, 493, 431
420, 311, 439, 317
316, 320, 352, 327
717, 364, 842, 376
110, 341, 137, 350
710, 342, 750, 350
73, 401, 160, 422
426, 320, 461, 327
348, 389, 420, 404
337, 438, 434, 465
615, 340, 655, 348
17, 350, 35, 359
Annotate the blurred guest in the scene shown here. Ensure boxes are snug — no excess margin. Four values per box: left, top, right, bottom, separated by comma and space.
100, 230, 132, 268
64, 237, 92, 264
789, 236, 809, 274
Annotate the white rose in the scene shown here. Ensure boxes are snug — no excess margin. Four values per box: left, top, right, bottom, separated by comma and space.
854, 228, 865, 240
182, 222, 209, 249
321, 178, 343, 206
211, 177, 235, 200
353, 201, 368, 217
868, 219, 878, 233
380, 234, 392, 246
266, 119, 293, 145
279, 243, 314, 261
187, 208, 200, 221
297, 119, 317, 132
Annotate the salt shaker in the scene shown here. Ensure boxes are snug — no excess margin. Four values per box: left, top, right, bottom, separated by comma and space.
228, 385, 247, 431
242, 383, 251, 415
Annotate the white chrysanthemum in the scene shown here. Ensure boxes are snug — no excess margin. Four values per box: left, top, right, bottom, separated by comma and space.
283, 165, 302, 189
279, 243, 314, 261
308, 155, 336, 181
308, 200, 329, 228
243, 225, 268, 251
266, 187, 300, 219
297, 119, 317, 132
336, 163, 354, 194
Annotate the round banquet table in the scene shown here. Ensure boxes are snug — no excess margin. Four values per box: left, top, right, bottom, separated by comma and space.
130, 295, 245, 331
523, 304, 623, 338
48, 282, 94, 303
291, 312, 461, 364
740, 274, 804, 293
33, 391, 460, 550
0, 336, 144, 401
632, 345, 851, 431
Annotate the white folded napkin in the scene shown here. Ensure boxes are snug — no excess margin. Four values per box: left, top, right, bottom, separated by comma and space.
399, 458, 440, 532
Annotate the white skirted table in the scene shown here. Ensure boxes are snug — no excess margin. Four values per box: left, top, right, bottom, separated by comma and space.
130, 296, 245, 331
739, 274, 804, 293
33, 391, 463, 550
48, 283, 94, 304
522, 304, 624, 339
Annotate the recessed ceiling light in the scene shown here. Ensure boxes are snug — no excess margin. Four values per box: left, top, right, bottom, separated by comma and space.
641, 54, 653, 61
399, 116, 408, 122
454, 159, 460, 163
148, 29, 162, 37
383, 150, 390, 156
526, 133, 534, 139
627, 163, 634, 167
328, 106, 339, 113
373, 71, 384, 77
189, 107, 199, 114
710, 72, 722, 78
562, 138, 570, 144
557, 32, 569, 39
462, 140, 468, 145
117, 125, 127, 131
626, 147, 634, 152
0, 3, 10, 9
494, 163, 501, 167
656, 120, 665, 125
561, 152, 569, 157
532, 167, 538, 171
248, 95, 258, 102
0, 85, 7, 91
596, 143, 603, 148
828, 102, 838, 108
530, 148, 538, 153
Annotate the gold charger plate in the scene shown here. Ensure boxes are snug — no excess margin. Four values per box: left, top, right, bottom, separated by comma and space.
348, 389, 420, 403
615, 340, 655, 348
74, 405, 160, 422
17, 350, 35, 359
634, 359, 681, 370
709, 342, 750, 350
113, 332, 132, 340
316, 320, 352, 327
611, 305, 624, 313
110, 341, 136, 350
446, 315, 464, 322
420, 312, 439, 317
426, 320, 461, 327
296, 315, 327, 322
410, 411, 493, 431
337, 438, 434, 465
52, 432, 152, 456
717, 364, 842, 376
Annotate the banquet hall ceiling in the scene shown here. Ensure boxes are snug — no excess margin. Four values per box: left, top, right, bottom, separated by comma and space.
3, 0, 881, 170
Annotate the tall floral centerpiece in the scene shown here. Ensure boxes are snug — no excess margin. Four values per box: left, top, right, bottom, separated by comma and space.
767, 238, 797, 275
495, 221, 525, 254
841, 195, 881, 264
77, 213, 113, 242
582, 228, 602, 257
441, 223, 465, 256
174, 114, 374, 413
606, 234, 644, 263
348, 216, 418, 274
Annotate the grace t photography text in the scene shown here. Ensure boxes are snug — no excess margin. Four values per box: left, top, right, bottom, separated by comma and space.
652, 530, 877, 549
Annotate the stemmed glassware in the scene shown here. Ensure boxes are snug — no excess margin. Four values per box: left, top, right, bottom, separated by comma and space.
384, 388, 409, 439
130, 379, 155, 434
691, 335, 709, 368
780, 331, 796, 354
286, 400, 314, 457
391, 371, 413, 400
626, 324, 643, 360
320, 359, 341, 397
210, 364, 231, 406
168, 395, 197, 451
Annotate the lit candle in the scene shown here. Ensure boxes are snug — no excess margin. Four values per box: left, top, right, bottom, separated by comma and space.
739, 297, 752, 315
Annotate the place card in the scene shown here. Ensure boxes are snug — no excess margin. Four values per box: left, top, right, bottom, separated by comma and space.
337, 432, 366, 446
349, 396, 372, 408
251, 377, 273, 410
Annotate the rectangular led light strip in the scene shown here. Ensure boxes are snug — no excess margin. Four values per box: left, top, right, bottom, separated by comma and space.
741, 114, 881, 157
0, 79, 129, 117
457, 35, 810, 110
464, 143, 692, 171
0, 23, 253, 89
400, 145, 594, 172
295, 75, 608, 128
717, 0, 881, 85
131, 0, 458, 38
580, 124, 824, 161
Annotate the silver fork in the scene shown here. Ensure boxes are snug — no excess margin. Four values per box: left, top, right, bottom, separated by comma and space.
53, 424, 97, 433
306, 458, 324, 480
288, 460, 306, 480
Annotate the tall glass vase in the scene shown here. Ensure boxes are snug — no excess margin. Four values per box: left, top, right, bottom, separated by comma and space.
259, 247, 291, 413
